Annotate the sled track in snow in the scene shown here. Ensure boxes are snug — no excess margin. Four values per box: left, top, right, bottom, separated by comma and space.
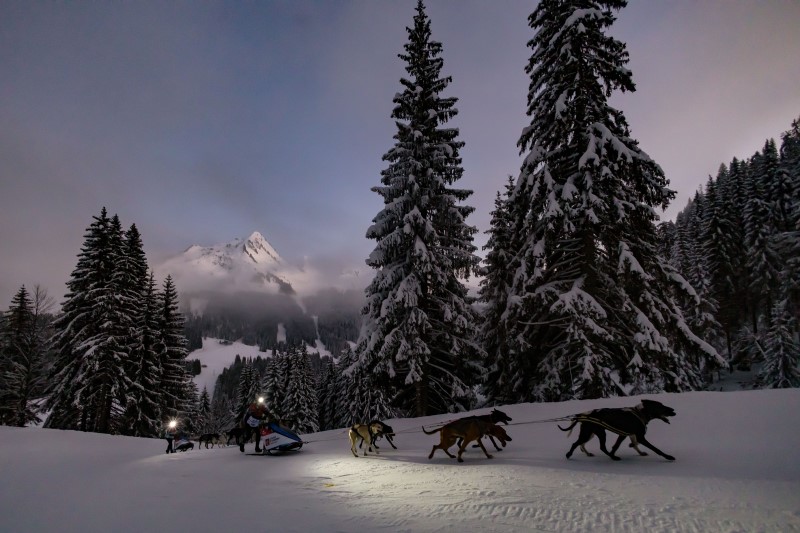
305, 458, 800, 532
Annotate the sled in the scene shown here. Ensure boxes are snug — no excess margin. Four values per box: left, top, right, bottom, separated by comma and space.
257, 421, 304, 454
174, 437, 194, 452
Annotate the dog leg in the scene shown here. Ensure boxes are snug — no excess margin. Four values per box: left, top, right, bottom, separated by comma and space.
474, 438, 493, 461
566, 425, 595, 459
428, 444, 438, 459
386, 435, 397, 449
489, 435, 503, 451
566, 440, 583, 459
609, 434, 627, 456
635, 435, 675, 461
457, 440, 469, 462
430, 436, 457, 460
458, 437, 492, 462
595, 430, 621, 461
628, 436, 648, 456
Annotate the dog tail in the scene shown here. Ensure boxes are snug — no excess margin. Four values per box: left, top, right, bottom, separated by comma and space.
557, 419, 578, 435
421, 425, 440, 435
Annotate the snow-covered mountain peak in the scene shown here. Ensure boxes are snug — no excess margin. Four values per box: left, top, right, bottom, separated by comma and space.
157, 231, 297, 297
239, 231, 282, 266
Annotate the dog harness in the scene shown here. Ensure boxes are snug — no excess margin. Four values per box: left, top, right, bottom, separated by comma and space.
572, 407, 647, 437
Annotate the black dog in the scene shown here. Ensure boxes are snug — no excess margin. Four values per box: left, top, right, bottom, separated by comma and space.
357, 420, 397, 450
559, 399, 676, 461
457, 408, 513, 451
198, 432, 221, 449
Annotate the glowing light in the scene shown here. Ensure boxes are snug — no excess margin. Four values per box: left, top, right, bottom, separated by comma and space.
168, 420, 177, 429
258, 397, 265, 404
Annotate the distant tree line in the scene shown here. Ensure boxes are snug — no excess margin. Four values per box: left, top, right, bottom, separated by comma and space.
182, 296, 359, 358
658, 119, 800, 388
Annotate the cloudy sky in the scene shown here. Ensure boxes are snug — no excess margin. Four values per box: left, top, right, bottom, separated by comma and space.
2, 1, 799, 305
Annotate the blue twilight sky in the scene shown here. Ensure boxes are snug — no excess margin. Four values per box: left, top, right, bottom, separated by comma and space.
1, 0, 799, 305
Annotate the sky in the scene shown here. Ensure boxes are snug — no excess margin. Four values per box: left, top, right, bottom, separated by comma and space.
2, 1, 799, 305
2, 382, 799, 531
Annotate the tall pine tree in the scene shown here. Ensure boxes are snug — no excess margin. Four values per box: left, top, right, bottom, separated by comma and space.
120, 272, 163, 436
494, 0, 724, 401
478, 177, 522, 405
156, 275, 194, 425
46, 208, 131, 432
354, 0, 482, 417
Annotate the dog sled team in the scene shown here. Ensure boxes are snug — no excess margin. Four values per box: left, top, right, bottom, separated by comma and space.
164, 396, 678, 464
349, 399, 677, 463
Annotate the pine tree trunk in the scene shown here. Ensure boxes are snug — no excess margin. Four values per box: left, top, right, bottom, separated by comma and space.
415, 378, 427, 418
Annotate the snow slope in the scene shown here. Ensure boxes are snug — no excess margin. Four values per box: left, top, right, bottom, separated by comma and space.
189, 337, 332, 397
2, 389, 799, 532
189, 339, 268, 396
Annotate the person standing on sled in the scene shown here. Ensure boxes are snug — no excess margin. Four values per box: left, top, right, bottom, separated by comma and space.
240, 397, 269, 453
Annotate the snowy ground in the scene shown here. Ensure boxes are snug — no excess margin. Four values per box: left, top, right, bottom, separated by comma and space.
2, 389, 799, 532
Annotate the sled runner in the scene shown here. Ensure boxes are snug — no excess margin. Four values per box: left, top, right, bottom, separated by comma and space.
257, 421, 304, 454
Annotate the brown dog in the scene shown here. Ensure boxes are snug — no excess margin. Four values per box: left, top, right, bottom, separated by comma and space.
423, 419, 512, 462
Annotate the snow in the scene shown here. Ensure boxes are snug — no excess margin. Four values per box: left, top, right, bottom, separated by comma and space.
3, 389, 799, 532
189, 339, 267, 396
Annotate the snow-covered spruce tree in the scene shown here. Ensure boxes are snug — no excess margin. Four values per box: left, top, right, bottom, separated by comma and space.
282, 345, 318, 433
479, 177, 523, 405
499, 0, 724, 401
316, 358, 339, 431
354, 0, 483, 417
120, 271, 163, 437
261, 355, 281, 419
156, 275, 193, 425
197, 386, 212, 432
703, 162, 747, 359
46, 209, 133, 432
745, 141, 783, 330
0, 286, 51, 426
778, 118, 800, 333
336, 343, 392, 425
234, 359, 260, 420
758, 301, 800, 388
210, 393, 234, 434
112, 223, 163, 436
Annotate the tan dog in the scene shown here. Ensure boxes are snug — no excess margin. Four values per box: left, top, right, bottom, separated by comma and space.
349, 422, 382, 457
423, 419, 512, 462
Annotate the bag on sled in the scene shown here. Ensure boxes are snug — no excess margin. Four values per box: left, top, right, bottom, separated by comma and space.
258, 421, 303, 453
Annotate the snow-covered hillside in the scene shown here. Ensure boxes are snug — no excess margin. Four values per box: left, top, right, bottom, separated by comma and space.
189, 339, 267, 396
189, 337, 333, 396
2, 389, 799, 532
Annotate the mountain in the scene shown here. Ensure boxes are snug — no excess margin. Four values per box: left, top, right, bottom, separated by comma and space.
156, 232, 364, 356
157, 231, 300, 297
